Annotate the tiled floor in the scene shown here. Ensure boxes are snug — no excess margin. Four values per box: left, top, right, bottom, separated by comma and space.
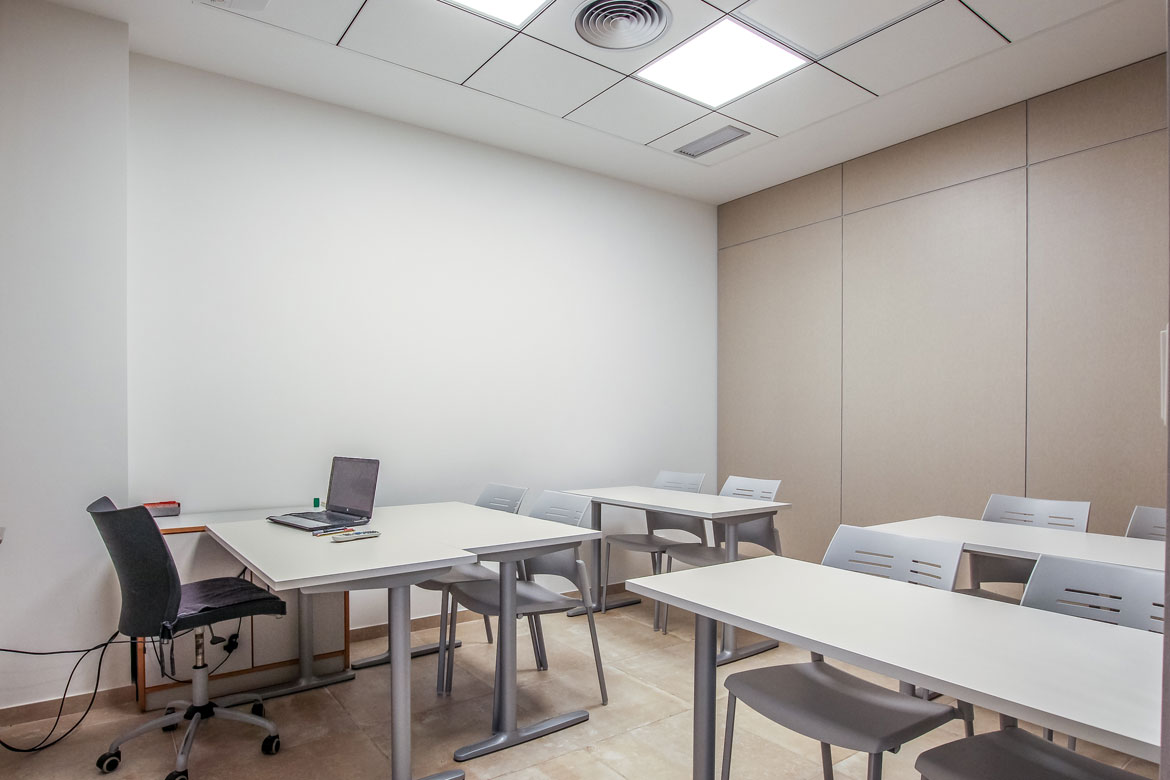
0, 600, 1160, 779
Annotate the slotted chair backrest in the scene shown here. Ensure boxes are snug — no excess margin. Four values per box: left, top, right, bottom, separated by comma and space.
822, 524, 963, 591
712, 476, 782, 553
1022, 555, 1165, 633
982, 494, 1090, 532
524, 491, 593, 585
652, 470, 705, 493
1126, 506, 1167, 541
646, 470, 709, 542
475, 483, 528, 514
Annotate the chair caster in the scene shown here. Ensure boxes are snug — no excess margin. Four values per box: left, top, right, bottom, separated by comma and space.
96, 750, 121, 773
164, 771, 188, 780
162, 707, 178, 732
261, 734, 281, 755
250, 702, 264, 718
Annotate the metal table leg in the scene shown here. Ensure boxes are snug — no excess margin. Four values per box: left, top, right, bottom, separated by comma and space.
256, 590, 355, 698
715, 524, 778, 666
568, 501, 641, 616
453, 560, 589, 761
353, 590, 460, 670
694, 614, 718, 780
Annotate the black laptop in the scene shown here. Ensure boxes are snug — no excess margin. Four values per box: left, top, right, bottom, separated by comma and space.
268, 456, 379, 531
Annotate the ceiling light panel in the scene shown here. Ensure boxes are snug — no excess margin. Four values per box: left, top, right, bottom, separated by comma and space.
963, 0, 1112, 41
820, 0, 1005, 95
722, 63, 873, 137
733, 0, 935, 58
464, 34, 624, 116
444, 0, 554, 28
637, 18, 808, 108
524, 0, 721, 75
566, 78, 710, 144
649, 113, 775, 165
199, 0, 366, 43
340, 0, 516, 84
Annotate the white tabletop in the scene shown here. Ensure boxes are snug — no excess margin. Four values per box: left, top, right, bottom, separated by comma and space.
874, 516, 1165, 571
626, 555, 1161, 762
567, 486, 790, 519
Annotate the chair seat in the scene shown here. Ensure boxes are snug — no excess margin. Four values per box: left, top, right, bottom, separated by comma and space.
725, 662, 957, 755
668, 543, 728, 568
915, 728, 1144, 780
418, 563, 496, 589
450, 578, 580, 618
955, 587, 1021, 604
606, 532, 693, 553
172, 577, 286, 631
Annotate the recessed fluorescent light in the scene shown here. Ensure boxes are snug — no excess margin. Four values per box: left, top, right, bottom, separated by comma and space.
445, 0, 552, 28
636, 18, 807, 108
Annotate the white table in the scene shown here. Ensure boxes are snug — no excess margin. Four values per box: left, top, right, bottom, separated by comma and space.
874, 516, 1165, 570
627, 556, 1161, 779
568, 485, 790, 663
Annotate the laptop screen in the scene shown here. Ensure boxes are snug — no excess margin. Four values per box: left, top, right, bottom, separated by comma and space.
325, 457, 380, 517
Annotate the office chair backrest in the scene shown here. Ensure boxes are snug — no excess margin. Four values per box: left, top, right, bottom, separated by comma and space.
652, 470, 705, 493
475, 483, 528, 514
822, 525, 963, 591
1126, 506, 1167, 541
88, 497, 182, 638
720, 475, 781, 502
981, 494, 1090, 532
710, 476, 783, 553
524, 491, 593, 582
1022, 555, 1165, 633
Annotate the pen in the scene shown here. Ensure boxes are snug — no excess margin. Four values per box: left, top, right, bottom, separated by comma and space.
312, 527, 353, 537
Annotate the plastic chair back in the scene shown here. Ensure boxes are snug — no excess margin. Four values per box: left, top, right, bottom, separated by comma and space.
982, 494, 1090, 532
720, 475, 781, 502
652, 470, 705, 493
822, 525, 963, 591
1022, 555, 1165, 633
1126, 506, 1167, 541
475, 483, 527, 514
88, 497, 183, 638
524, 491, 593, 584
711, 476, 783, 553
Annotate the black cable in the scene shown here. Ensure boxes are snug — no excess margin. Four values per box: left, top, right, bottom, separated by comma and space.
0, 631, 118, 753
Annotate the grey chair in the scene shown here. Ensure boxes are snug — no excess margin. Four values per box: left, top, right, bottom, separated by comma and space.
721, 525, 972, 780
88, 498, 286, 780
915, 726, 1145, 780
1125, 505, 1166, 541
961, 494, 1091, 604
444, 491, 607, 705
600, 470, 705, 632
661, 475, 781, 632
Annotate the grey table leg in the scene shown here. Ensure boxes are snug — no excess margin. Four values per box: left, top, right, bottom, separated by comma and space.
256, 590, 355, 698
715, 524, 778, 666
388, 586, 464, 780
454, 560, 589, 761
694, 614, 718, 780
568, 501, 641, 616
353, 591, 460, 669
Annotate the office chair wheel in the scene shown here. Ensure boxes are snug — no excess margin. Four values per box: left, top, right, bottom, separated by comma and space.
261, 734, 281, 755
250, 702, 264, 718
164, 771, 188, 780
96, 750, 121, 773
161, 707, 178, 731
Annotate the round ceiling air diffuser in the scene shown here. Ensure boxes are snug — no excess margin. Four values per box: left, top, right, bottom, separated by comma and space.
575, 0, 672, 50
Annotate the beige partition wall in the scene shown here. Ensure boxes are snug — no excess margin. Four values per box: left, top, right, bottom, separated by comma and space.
718, 55, 1167, 559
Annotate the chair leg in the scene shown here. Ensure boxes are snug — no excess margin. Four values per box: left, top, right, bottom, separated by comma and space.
174, 712, 202, 773
577, 559, 608, 705
662, 555, 674, 633
1043, 728, 1054, 741
444, 596, 459, 694
866, 752, 882, 780
820, 742, 834, 780
957, 700, 975, 738
528, 614, 547, 671
483, 614, 494, 644
651, 551, 662, 630
436, 586, 451, 694
601, 541, 612, 613
1067, 736, 1077, 751
216, 705, 278, 735
721, 694, 737, 780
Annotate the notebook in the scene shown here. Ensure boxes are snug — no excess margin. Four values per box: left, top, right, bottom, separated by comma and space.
268, 456, 380, 531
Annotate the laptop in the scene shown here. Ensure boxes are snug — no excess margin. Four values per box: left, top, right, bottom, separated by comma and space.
268, 456, 380, 531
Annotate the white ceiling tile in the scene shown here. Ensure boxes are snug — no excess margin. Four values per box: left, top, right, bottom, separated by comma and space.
465, 34, 624, 116
523, 0, 722, 75
820, 0, 1006, 95
734, 0, 932, 58
340, 0, 516, 84
649, 113, 776, 166
567, 78, 710, 144
706, 0, 749, 11
200, 0, 366, 43
964, 0, 1114, 41
722, 63, 874, 137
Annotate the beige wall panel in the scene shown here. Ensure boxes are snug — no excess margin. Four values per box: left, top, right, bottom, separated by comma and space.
1028, 55, 1167, 164
842, 170, 1027, 527
718, 166, 842, 249
842, 104, 1026, 214
1027, 130, 1169, 536
718, 218, 842, 562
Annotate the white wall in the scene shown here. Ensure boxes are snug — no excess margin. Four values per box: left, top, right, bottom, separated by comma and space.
0, 0, 129, 708
127, 57, 718, 629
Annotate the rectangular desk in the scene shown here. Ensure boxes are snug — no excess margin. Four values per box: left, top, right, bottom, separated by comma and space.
873, 516, 1165, 570
569, 485, 790, 664
627, 556, 1161, 779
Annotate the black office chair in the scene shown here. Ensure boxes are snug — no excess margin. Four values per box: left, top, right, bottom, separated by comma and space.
88, 497, 287, 780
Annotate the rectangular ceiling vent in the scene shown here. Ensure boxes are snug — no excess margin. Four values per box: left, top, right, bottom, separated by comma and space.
674, 125, 750, 159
